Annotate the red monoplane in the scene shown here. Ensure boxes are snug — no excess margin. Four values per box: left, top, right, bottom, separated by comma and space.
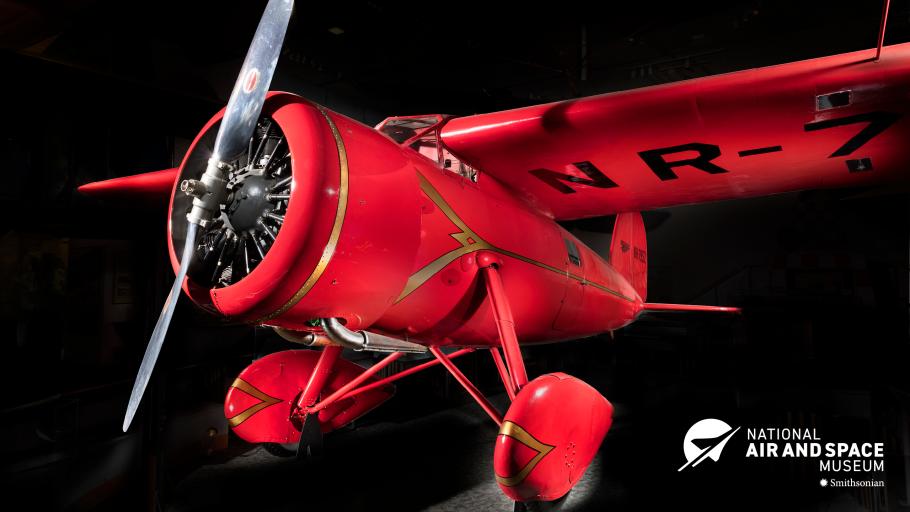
78, 0, 905, 506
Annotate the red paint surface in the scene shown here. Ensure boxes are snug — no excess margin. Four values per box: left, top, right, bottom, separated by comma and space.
224, 350, 393, 444
376, 163, 642, 345
77, 167, 178, 200
441, 44, 910, 219
481, 263, 528, 389
494, 373, 613, 502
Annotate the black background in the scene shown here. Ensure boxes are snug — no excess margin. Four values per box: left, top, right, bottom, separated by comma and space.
0, 1, 908, 510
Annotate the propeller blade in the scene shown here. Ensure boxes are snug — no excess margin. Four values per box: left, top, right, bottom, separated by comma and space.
123, 222, 199, 431
122, 0, 295, 431
213, 0, 295, 161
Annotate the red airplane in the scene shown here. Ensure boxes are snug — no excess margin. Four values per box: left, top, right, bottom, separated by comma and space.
78, 0, 907, 506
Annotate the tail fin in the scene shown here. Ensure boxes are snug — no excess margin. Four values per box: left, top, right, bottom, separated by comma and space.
610, 212, 647, 301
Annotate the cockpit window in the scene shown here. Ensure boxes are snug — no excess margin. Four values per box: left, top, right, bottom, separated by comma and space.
379, 117, 441, 143
376, 114, 479, 182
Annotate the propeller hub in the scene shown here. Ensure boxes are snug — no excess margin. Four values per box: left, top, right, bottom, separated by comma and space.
181, 179, 207, 197
185, 159, 230, 227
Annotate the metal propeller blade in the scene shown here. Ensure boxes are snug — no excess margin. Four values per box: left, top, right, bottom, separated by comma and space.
122, 222, 198, 432
122, 0, 295, 431
213, 0, 295, 162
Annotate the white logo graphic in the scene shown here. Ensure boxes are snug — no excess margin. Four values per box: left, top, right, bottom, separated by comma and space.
820, 478, 829, 487
678, 418, 741, 471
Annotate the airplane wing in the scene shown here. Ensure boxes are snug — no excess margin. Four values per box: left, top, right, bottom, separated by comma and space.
440, 44, 910, 220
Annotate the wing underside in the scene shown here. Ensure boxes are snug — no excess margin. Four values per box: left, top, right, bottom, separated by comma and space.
440, 44, 910, 220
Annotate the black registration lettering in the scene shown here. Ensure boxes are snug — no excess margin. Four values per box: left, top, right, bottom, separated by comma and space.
804, 111, 899, 157
638, 143, 728, 181
530, 161, 618, 194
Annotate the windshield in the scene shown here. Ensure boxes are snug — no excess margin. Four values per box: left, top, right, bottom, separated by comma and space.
376, 114, 478, 182
378, 116, 441, 143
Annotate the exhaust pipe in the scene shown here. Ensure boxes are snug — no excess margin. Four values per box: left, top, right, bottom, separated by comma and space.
272, 327, 335, 346
321, 318, 428, 354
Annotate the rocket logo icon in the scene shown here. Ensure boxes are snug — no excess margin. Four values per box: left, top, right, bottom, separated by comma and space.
678, 418, 740, 471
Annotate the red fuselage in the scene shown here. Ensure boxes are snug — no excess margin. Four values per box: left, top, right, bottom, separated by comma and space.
168, 44, 910, 347
375, 156, 643, 346
169, 94, 641, 346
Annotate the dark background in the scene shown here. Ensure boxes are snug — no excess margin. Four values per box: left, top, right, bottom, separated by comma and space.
0, 0, 908, 510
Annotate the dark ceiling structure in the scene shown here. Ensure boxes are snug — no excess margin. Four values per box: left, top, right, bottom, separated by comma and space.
3, 0, 908, 122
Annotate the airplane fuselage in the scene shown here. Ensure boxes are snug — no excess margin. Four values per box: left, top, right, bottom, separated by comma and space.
168, 94, 642, 346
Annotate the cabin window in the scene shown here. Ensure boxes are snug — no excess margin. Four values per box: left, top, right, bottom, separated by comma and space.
440, 145, 478, 182
564, 238, 581, 266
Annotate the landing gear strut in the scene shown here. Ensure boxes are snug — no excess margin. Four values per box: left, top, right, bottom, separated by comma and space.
429, 253, 614, 505
292, 346, 341, 459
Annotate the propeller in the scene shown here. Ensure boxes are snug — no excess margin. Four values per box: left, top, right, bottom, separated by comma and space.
123, 0, 295, 432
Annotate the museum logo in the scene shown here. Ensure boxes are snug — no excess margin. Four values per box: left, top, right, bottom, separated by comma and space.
678, 418, 741, 471
677, 419, 887, 486
745, 427, 885, 474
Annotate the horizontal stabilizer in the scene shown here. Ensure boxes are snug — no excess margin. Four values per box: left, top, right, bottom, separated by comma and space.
642, 303, 741, 314
77, 168, 179, 200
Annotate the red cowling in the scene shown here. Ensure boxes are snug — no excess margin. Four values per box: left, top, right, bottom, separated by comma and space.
224, 350, 394, 444
169, 92, 422, 330
493, 373, 613, 502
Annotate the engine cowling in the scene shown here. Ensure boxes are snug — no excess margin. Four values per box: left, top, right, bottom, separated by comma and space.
169, 93, 421, 330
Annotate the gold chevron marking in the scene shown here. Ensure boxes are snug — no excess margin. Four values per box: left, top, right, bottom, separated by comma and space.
258, 105, 349, 322
395, 173, 491, 302
226, 377, 284, 428
495, 420, 556, 487
396, 172, 634, 303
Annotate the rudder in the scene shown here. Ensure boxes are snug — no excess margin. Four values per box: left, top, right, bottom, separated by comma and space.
609, 212, 647, 301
